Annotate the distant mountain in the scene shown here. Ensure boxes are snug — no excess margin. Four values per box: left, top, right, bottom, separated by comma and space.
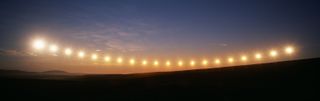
0, 69, 82, 80
0, 69, 35, 76
41, 70, 69, 75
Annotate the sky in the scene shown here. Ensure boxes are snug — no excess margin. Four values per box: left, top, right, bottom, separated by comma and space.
0, 0, 319, 74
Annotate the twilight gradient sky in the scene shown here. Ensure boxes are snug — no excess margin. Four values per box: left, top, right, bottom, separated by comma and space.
0, 0, 319, 74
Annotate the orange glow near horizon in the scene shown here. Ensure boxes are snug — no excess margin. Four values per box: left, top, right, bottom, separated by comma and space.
29, 38, 298, 73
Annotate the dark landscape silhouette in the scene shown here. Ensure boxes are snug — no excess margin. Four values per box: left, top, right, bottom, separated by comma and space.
1, 58, 317, 100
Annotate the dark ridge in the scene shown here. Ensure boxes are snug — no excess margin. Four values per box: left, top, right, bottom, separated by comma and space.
0, 69, 81, 80
0, 69, 34, 74
41, 70, 69, 74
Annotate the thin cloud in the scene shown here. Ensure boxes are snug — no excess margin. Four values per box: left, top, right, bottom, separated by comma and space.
68, 22, 157, 53
0, 49, 33, 57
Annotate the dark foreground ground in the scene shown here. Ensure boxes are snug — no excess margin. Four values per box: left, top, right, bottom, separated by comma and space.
0, 58, 318, 101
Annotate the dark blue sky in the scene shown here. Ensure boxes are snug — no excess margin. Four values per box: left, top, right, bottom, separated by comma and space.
0, 0, 320, 73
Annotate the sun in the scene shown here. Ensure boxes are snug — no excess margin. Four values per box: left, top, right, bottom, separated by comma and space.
32, 39, 46, 50
284, 46, 295, 55
49, 44, 58, 53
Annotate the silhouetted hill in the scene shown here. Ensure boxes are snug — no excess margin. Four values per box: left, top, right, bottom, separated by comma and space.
41, 70, 69, 74
0, 69, 81, 80
0, 58, 317, 100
